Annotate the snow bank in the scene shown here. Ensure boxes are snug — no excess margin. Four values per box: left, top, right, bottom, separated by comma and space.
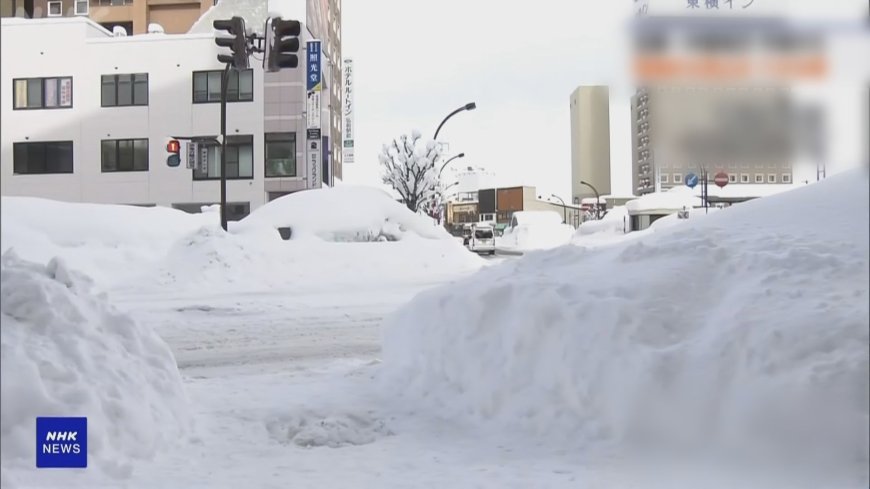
496, 210, 574, 252
237, 185, 449, 241
152, 226, 483, 294
0, 197, 216, 286
381, 170, 870, 476
625, 190, 702, 213
1, 193, 481, 294
0, 253, 189, 479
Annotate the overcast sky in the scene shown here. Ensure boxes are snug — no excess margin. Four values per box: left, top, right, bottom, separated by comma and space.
339, 0, 867, 197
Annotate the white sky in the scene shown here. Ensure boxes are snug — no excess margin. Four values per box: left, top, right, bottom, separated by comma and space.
339, 0, 867, 197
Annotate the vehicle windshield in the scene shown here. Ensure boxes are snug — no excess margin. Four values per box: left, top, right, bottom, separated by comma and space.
474, 230, 493, 239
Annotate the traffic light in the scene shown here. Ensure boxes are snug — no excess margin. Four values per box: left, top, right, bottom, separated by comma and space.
166, 138, 181, 167
264, 17, 301, 72
213, 17, 249, 69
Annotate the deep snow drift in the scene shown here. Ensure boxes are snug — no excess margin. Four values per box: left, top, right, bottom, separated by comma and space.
1, 189, 483, 293
0, 197, 215, 286
498, 211, 575, 252
237, 185, 449, 241
0, 253, 189, 480
381, 170, 870, 481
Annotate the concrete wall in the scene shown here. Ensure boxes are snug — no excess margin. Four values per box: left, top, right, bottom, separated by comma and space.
1, 17, 316, 212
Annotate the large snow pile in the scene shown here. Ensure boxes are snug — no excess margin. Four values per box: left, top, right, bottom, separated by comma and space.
381, 170, 869, 478
153, 225, 482, 293
624, 189, 702, 213
1, 193, 482, 294
0, 253, 189, 479
0, 197, 216, 286
237, 185, 449, 242
498, 210, 574, 252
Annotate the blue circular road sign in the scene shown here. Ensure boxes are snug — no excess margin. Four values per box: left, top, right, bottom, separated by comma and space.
685, 173, 699, 188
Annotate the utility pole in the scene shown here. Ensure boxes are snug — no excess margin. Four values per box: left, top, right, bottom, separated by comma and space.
206, 16, 300, 231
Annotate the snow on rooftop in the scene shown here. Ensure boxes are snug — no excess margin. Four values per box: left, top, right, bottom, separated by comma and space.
625, 191, 703, 214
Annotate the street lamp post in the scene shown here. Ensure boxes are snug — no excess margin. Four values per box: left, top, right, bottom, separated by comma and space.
579, 180, 602, 220
550, 194, 568, 224
433, 102, 477, 140
438, 153, 465, 177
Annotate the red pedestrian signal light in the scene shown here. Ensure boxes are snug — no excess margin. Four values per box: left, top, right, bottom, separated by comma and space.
166, 138, 181, 167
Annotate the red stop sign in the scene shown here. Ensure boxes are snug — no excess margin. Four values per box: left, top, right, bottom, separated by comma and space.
714, 171, 729, 188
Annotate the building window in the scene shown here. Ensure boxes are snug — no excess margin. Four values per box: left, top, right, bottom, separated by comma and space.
728, 174, 737, 183
75, 0, 88, 15
755, 174, 764, 183
767, 174, 776, 183
192, 69, 253, 103
47, 1, 61, 16
782, 173, 792, 183
265, 132, 296, 177
673, 173, 682, 183
93, 0, 133, 5
660, 173, 668, 183
13, 141, 74, 174
741, 173, 750, 183
13, 77, 73, 109
101, 139, 148, 172
102, 74, 148, 107
193, 135, 253, 180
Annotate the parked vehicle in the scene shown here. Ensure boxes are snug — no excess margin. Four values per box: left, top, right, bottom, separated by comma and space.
466, 223, 495, 255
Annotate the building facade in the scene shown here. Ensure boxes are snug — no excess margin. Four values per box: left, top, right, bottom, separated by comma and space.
1, 16, 334, 219
569, 85, 612, 203
631, 85, 795, 195
477, 186, 582, 230
0, 0, 212, 34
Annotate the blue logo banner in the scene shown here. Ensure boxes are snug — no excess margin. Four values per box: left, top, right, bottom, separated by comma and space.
306, 40, 322, 92
36, 417, 87, 468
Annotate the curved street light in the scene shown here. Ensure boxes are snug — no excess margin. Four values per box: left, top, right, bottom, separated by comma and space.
579, 180, 602, 220
550, 194, 568, 224
439, 152, 466, 176
433, 102, 477, 140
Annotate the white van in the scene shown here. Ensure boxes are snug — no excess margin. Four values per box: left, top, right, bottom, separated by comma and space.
466, 223, 495, 255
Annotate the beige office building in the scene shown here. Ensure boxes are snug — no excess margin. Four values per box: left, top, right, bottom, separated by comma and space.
631, 86, 794, 195
569, 86, 612, 203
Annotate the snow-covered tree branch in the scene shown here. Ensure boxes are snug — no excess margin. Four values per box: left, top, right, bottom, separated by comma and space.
379, 130, 445, 214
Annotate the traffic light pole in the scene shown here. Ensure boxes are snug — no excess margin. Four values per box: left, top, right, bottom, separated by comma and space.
220, 62, 231, 231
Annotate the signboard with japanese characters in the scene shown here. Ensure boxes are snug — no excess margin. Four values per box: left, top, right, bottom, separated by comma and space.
342, 58, 355, 164
185, 142, 197, 169
307, 40, 323, 189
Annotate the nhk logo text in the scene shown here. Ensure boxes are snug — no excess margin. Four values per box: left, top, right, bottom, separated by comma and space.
36, 417, 87, 468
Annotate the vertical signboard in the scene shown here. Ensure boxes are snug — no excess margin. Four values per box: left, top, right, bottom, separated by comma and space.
186, 142, 197, 169
342, 58, 355, 164
307, 40, 323, 189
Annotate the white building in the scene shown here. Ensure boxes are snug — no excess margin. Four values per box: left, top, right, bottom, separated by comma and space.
0, 15, 336, 220
446, 165, 496, 203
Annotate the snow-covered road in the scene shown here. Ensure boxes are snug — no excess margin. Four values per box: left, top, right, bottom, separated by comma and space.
101, 280, 613, 489
83, 280, 858, 489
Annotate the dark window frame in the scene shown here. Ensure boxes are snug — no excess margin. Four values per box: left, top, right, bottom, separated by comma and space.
192, 135, 254, 181
264, 132, 297, 178
12, 76, 74, 110
192, 69, 254, 104
101, 138, 149, 172
12, 140, 75, 174
101, 73, 148, 107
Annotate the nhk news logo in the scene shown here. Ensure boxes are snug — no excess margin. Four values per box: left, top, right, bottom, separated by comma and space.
36, 417, 87, 468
